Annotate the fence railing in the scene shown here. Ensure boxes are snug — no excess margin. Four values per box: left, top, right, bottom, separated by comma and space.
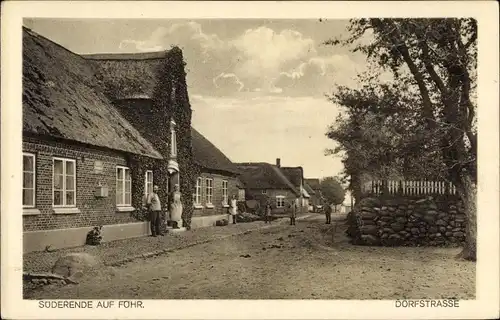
363, 180, 457, 196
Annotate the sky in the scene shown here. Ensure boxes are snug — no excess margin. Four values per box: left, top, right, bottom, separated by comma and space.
24, 18, 370, 179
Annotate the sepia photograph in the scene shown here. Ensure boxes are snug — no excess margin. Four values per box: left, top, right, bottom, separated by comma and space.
1, 1, 499, 319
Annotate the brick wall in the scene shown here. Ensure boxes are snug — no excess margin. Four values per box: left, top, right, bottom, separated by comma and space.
192, 171, 238, 217
22, 137, 153, 231
245, 188, 297, 214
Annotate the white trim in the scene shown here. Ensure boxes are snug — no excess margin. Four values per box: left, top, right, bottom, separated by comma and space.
144, 170, 154, 195
276, 195, 286, 208
116, 206, 135, 212
53, 207, 81, 215
194, 177, 202, 205
205, 178, 213, 205
23, 208, 41, 216
116, 166, 132, 207
222, 204, 230, 208
22, 152, 36, 208
52, 157, 77, 208
205, 204, 214, 209
194, 205, 204, 209
222, 179, 228, 205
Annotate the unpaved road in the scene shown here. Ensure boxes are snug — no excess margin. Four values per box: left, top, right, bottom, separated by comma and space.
25, 215, 475, 299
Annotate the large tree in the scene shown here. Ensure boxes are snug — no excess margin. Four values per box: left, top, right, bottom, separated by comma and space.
320, 177, 346, 210
326, 19, 477, 261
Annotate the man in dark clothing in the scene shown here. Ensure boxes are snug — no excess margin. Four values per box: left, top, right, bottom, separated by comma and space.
146, 185, 164, 237
264, 203, 272, 224
324, 201, 332, 224
290, 201, 297, 225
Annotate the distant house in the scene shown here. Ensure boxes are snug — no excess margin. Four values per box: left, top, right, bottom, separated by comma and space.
305, 178, 322, 211
236, 159, 301, 214
22, 27, 241, 252
280, 165, 309, 213
303, 182, 316, 212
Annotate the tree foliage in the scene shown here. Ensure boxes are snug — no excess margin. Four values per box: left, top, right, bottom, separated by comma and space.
325, 18, 477, 260
320, 177, 346, 206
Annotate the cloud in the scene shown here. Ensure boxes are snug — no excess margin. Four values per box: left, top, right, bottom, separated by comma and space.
118, 22, 364, 96
273, 54, 363, 96
213, 73, 245, 94
232, 27, 315, 77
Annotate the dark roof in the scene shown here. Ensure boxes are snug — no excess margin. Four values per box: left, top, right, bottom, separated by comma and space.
303, 182, 316, 195
280, 167, 303, 188
191, 128, 240, 175
22, 27, 162, 159
84, 52, 164, 99
236, 163, 300, 196
112, 98, 240, 175
305, 178, 321, 190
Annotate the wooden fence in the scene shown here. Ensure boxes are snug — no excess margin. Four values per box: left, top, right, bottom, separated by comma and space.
363, 180, 457, 196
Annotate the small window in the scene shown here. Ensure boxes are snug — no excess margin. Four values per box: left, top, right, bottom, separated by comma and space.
195, 177, 202, 205
205, 178, 213, 204
170, 122, 177, 157
276, 196, 285, 208
145, 170, 154, 195
23, 153, 36, 208
53, 157, 76, 207
116, 166, 132, 206
222, 180, 228, 205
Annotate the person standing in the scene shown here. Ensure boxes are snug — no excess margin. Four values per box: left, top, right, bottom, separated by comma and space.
264, 202, 272, 224
290, 200, 297, 226
230, 195, 238, 224
324, 200, 332, 224
147, 185, 163, 237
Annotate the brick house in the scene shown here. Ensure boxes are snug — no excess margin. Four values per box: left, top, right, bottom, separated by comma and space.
85, 52, 242, 228
280, 165, 310, 213
305, 178, 322, 211
22, 27, 242, 252
22, 28, 165, 252
236, 159, 301, 215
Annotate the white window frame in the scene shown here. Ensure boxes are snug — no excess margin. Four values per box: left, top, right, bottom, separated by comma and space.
195, 177, 202, 205
116, 166, 132, 207
170, 120, 177, 157
52, 157, 77, 208
205, 178, 213, 205
276, 195, 285, 208
144, 170, 154, 195
222, 180, 228, 205
23, 153, 36, 208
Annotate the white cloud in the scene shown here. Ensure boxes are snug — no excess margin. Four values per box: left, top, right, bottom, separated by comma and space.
231, 27, 316, 85
213, 73, 245, 93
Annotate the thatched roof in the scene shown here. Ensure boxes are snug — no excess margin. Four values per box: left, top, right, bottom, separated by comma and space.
191, 128, 240, 175
236, 163, 300, 196
112, 98, 240, 175
303, 181, 316, 195
305, 178, 321, 190
84, 52, 164, 99
280, 167, 303, 189
22, 27, 162, 159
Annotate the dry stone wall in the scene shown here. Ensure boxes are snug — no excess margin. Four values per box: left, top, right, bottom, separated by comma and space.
346, 196, 466, 246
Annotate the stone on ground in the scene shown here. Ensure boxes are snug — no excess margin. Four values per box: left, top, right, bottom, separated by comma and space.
51, 252, 102, 279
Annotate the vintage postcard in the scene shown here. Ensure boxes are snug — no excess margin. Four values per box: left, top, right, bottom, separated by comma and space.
1, 1, 499, 319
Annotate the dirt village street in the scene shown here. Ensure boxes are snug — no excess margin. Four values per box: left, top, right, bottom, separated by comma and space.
24, 214, 475, 300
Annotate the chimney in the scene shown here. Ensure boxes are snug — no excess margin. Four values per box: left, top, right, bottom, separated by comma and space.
276, 158, 281, 167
